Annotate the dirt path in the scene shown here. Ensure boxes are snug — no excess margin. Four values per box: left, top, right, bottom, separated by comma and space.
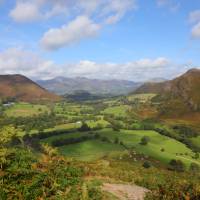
102, 183, 149, 200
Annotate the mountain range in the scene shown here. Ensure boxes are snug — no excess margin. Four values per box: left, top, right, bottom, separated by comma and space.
1, 68, 200, 111
37, 77, 141, 95
0, 74, 60, 102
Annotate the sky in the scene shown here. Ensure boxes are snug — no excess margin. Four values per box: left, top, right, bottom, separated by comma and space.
0, 0, 200, 81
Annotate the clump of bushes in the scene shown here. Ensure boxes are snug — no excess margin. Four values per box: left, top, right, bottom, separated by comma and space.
140, 136, 150, 145
168, 159, 185, 172
143, 161, 151, 168
78, 122, 91, 132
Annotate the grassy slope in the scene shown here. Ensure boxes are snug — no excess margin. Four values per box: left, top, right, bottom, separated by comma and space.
0, 74, 60, 102
41, 128, 200, 166
5, 103, 49, 117
128, 93, 156, 101
59, 140, 125, 161
102, 105, 130, 117
6, 101, 200, 167
98, 129, 199, 166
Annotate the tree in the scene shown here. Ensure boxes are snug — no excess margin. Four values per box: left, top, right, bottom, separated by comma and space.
161, 148, 165, 152
169, 159, 185, 172
114, 137, 119, 144
112, 123, 121, 132
190, 163, 200, 173
143, 161, 151, 168
79, 122, 91, 132
140, 136, 150, 145
194, 153, 199, 159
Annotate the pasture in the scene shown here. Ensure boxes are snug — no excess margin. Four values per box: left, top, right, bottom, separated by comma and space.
102, 105, 130, 117
59, 140, 125, 161
41, 128, 200, 167
5, 103, 49, 117
4, 100, 200, 168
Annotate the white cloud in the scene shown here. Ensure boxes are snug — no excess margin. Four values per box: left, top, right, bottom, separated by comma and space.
157, 0, 180, 12
157, 0, 169, 6
101, 0, 136, 24
189, 10, 200, 39
0, 48, 61, 79
0, 48, 178, 81
191, 22, 200, 39
63, 57, 172, 81
41, 16, 100, 50
10, 0, 136, 23
10, 2, 41, 22
189, 10, 200, 23
10, 0, 136, 50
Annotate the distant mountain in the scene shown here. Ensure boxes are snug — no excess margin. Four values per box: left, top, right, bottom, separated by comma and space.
0, 74, 61, 102
135, 68, 200, 116
64, 90, 107, 102
37, 77, 141, 95
147, 78, 168, 83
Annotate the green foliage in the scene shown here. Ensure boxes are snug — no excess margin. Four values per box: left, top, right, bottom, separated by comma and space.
0, 126, 19, 145
168, 159, 185, 172
79, 122, 91, 132
190, 162, 200, 173
143, 161, 151, 168
145, 178, 200, 200
1, 98, 200, 200
140, 136, 150, 145
1, 146, 84, 200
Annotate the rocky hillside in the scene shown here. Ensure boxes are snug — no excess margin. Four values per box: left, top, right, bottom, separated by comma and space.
169, 69, 200, 111
134, 81, 171, 94
135, 68, 200, 115
0, 74, 61, 102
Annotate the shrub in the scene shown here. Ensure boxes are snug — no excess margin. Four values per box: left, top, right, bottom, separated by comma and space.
160, 148, 165, 152
168, 159, 185, 172
114, 137, 119, 144
190, 163, 200, 173
143, 161, 151, 168
79, 122, 91, 132
140, 136, 150, 145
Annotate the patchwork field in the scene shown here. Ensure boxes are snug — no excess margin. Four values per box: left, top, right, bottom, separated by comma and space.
3, 98, 200, 170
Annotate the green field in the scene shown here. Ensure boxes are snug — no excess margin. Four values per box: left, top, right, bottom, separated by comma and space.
41, 128, 200, 166
97, 129, 200, 166
3, 99, 200, 169
86, 117, 110, 128
128, 93, 156, 102
59, 140, 125, 161
5, 103, 49, 117
102, 105, 130, 117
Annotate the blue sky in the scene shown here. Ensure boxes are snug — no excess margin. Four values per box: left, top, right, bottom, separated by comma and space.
0, 0, 200, 81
